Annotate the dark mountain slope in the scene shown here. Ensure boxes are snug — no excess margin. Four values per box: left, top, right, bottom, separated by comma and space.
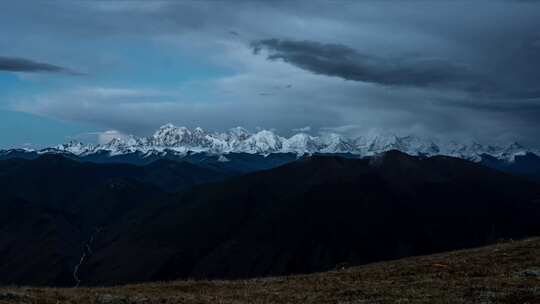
480, 152, 540, 182
0, 196, 82, 286
0, 155, 232, 199
0, 156, 231, 286
141, 159, 234, 192
82, 151, 540, 285
0, 175, 165, 286
79, 151, 299, 174
3, 148, 540, 181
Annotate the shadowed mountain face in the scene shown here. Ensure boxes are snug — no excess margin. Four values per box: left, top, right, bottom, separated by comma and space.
480, 152, 540, 182
0, 151, 539, 286
0, 156, 231, 286
0, 155, 233, 195
0, 150, 300, 174
3, 148, 540, 182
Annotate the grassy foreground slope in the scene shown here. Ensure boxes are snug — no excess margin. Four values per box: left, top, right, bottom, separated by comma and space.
1, 238, 539, 304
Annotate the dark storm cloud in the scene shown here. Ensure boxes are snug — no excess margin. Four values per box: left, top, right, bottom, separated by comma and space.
251, 39, 493, 92
0, 56, 77, 74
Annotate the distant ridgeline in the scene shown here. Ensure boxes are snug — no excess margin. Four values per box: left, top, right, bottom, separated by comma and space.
1, 124, 540, 179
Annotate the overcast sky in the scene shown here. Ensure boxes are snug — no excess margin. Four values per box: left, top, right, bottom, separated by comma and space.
1, 1, 540, 148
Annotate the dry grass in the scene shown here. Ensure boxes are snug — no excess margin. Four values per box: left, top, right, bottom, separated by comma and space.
1, 238, 539, 304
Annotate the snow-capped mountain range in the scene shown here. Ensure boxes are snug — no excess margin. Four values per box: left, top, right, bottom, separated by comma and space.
3, 123, 539, 162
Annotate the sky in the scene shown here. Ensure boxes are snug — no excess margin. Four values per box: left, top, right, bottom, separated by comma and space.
1, 0, 540, 148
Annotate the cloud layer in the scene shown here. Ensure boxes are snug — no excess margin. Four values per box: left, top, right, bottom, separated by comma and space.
1, 1, 540, 147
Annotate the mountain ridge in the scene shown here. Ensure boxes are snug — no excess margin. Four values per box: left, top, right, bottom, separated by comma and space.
0, 151, 539, 286
79, 150, 540, 285
2, 123, 538, 163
